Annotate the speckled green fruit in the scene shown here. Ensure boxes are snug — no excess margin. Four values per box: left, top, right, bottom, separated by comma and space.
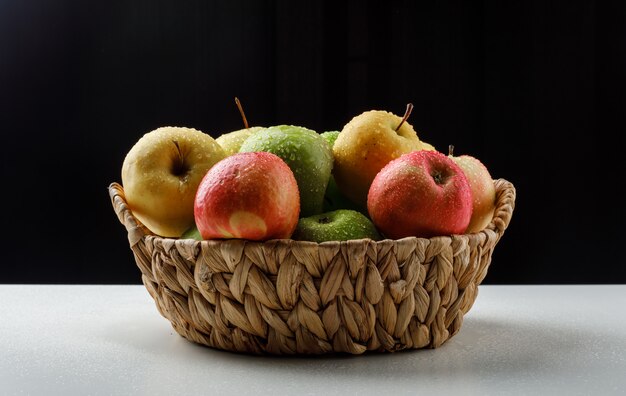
320, 131, 364, 213
239, 125, 333, 217
216, 126, 264, 156
292, 209, 381, 242
320, 131, 340, 147
181, 224, 202, 241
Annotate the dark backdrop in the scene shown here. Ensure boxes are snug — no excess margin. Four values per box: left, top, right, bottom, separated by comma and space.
1, 1, 624, 284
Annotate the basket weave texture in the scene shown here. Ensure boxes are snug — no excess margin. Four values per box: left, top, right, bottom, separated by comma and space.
109, 179, 515, 355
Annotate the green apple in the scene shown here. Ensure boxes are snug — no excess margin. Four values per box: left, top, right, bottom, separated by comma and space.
292, 209, 381, 242
320, 131, 364, 213
323, 177, 365, 213
181, 224, 203, 240
320, 130, 340, 147
216, 126, 264, 156
239, 125, 333, 217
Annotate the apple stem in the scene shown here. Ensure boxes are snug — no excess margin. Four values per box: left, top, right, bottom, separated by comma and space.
234, 97, 250, 129
448, 144, 455, 156
395, 103, 414, 132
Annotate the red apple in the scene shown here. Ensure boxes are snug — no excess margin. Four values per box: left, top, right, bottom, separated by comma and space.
367, 150, 472, 239
194, 152, 300, 240
448, 146, 496, 233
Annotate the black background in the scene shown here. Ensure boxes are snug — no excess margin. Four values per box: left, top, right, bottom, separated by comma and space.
1, 1, 624, 284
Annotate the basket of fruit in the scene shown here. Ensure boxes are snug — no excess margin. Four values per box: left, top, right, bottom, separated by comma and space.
109, 103, 515, 355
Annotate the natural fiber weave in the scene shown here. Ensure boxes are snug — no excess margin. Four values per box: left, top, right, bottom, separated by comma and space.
109, 179, 515, 355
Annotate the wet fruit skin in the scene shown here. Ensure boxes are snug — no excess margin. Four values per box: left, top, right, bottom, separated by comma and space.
239, 125, 333, 217
319, 131, 365, 213
449, 151, 496, 233
216, 126, 264, 156
367, 150, 473, 239
121, 126, 226, 237
332, 110, 424, 208
194, 152, 300, 241
292, 209, 381, 242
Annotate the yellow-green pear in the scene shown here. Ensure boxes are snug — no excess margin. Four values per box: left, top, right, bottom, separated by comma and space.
216, 97, 263, 156
216, 126, 264, 156
333, 104, 428, 208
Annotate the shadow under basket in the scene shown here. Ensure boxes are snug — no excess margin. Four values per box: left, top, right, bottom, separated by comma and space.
109, 179, 515, 355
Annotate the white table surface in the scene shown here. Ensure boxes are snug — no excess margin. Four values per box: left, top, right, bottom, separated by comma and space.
1, 285, 625, 396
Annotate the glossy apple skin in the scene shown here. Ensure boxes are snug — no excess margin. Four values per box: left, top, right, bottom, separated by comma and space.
194, 152, 300, 241
292, 209, 381, 242
216, 126, 264, 156
122, 126, 226, 237
238, 125, 333, 217
367, 150, 472, 239
320, 131, 366, 213
451, 155, 496, 233
332, 110, 423, 208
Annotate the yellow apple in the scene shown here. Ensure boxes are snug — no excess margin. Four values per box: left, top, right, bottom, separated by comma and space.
216, 126, 264, 156
215, 97, 263, 156
121, 126, 226, 237
333, 107, 427, 207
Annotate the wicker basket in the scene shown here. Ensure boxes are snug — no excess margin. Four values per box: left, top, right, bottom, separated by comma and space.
109, 179, 515, 355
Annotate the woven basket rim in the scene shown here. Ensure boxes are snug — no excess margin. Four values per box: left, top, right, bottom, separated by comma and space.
108, 178, 516, 354
108, 178, 515, 247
